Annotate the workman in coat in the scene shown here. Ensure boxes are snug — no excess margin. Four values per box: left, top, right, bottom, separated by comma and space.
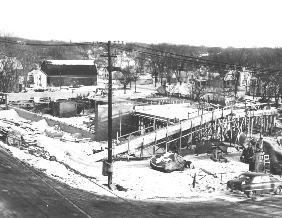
254, 138, 264, 172
247, 140, 256, 171
240, 141, 254, 165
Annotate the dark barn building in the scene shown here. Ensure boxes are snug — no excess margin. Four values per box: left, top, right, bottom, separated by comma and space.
41, 60, 98, 87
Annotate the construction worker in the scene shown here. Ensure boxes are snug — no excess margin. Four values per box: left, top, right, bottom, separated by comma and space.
248, 140, 256, 171
254, 138, 264, 172
240, 140, 254, 167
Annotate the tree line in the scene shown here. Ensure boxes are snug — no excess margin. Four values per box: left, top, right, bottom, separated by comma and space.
1, 31, 282, 103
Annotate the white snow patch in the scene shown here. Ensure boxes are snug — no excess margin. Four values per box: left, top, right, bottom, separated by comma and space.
0, 109, 20, 119
1, 107, 281, 202
32, 119, 50, 132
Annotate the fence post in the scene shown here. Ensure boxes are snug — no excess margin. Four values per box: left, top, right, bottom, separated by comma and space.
193, 173, 196, 188
119, 110, 122, 138
251, 116, 254, 138
154, 131, 157, 155
230, 117, 232, 147
5, 94, 8, 110
179, 121, 182, 154
140, 138, 144, 158
116, 132, 119, 143
201, 114, 203, 125
191, 120, 193, 147
220, 119, 223, 141
127, 133, 131, 161
248, 113, 251, 138
166, 126, 168, 153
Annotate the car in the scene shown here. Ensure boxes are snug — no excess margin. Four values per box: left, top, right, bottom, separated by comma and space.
227, 172, 282, 197
204, 107, 214, 111
34, 88, 46, 92
9, 100, 34, 109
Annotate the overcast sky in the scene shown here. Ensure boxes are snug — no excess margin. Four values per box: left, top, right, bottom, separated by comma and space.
1, 0, 281, 48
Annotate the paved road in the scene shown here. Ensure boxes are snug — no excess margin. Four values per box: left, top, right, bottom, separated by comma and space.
1, 147, 282, 218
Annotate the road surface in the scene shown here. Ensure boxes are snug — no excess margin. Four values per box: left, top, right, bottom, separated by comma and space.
0, 147, 282, 218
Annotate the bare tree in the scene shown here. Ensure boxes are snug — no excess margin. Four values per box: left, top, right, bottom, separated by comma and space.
116, 66, 135, 94
0, 56, 19, 92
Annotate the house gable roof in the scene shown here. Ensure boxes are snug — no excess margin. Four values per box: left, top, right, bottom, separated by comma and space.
41, 60, 97, 77
224, 71, 235, 81
28, 69, 47, 76
44, 60, 95, 65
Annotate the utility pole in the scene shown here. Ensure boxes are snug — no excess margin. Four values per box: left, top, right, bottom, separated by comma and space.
101, 41, 117, 190
107, 41, 113, 189
60, 71, 62, 90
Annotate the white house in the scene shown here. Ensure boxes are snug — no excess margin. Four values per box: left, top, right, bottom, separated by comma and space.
27, 69, 47, 88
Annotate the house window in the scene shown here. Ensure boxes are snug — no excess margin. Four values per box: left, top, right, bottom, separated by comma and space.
226, 80, 235, 86
201, 81, 207, 86
251, 80, 257, 86
28, 75, 34, 84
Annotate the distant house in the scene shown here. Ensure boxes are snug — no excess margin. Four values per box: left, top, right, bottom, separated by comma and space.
158, 71, 178, 84
100, 67, 122, 81
249, 76, 259, 96
41, 60, 98, 87
138, 74, 153, 85
224, 70, 251, 89
224, 71, 236, 88
27, 69, 47, 88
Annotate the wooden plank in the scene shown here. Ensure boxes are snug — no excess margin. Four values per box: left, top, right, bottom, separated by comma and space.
91, 108, 277, 161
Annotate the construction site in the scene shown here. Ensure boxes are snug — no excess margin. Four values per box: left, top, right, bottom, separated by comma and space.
1, 83, 282, 201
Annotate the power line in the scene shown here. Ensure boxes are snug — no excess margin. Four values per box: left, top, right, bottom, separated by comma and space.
116, 43, 247, 68
112, 43, 282, 75
0, 37, 107, 47
111, 44, 226, 67
1, 37, 282, 75
110, 44, 256, 74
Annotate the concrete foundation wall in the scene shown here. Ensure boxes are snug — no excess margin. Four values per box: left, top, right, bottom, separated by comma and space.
6, 91, 92, 102
97, 104, 134, 122
94, 103, 137, 141
95, 113, 137, 142
11, 107, 94, 140
135, 103, 190, 112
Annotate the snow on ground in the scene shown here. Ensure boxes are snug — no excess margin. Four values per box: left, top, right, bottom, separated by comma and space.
93, 153, 250, 200
0, 109, 23, 120
0, 109, 253, 202
1, 105, 282, 203
136, 104, 199, 120
42, 114, 92, 130
0, 133, 250, 202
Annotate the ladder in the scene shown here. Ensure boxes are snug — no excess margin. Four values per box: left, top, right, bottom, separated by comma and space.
263, 155, 271, 173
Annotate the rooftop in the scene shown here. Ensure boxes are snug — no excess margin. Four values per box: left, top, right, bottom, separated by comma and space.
44, 60, 95, 66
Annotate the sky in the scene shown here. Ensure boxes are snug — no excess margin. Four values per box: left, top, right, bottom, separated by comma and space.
1, 0, 282, 48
